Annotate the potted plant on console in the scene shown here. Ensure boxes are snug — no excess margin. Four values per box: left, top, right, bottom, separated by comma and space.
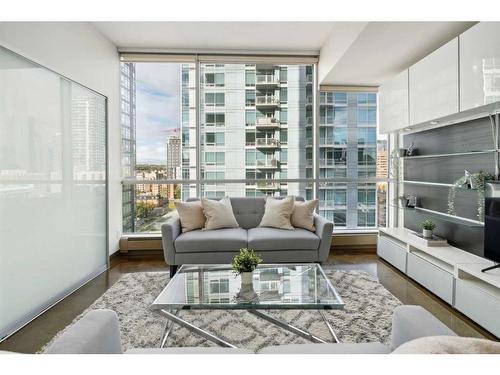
421, 219, 436, 239
232, 248, 262, 285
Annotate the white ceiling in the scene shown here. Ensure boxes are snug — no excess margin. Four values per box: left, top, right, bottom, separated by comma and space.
320, 22, 477, 86
92, 21, 476, 86
92, 22, 335, 54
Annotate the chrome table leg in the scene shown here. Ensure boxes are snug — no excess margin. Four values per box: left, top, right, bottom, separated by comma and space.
158, 309, 237, 348
160, 309, 178, 348
318, 310, 340, 343
247, 309, 327, 343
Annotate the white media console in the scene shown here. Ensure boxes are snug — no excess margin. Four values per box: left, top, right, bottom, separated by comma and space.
378, 227, 500, 338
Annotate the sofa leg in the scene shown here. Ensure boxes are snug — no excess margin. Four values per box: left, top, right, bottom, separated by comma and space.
169, 265, 178, 277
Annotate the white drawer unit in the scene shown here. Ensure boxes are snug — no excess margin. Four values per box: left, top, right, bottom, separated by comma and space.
377, 235, 407, 273
407, 251, 454, 305
454, 265, 500, 338
378, 227, 500, 338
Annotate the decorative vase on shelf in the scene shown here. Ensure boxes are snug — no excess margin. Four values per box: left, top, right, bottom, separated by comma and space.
422, 229, 433, 238
240, 272, 253, 285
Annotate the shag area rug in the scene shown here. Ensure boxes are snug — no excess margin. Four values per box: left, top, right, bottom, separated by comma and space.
41, 269, 401, 352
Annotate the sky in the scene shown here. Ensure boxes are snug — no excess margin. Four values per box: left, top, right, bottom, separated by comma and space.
136, 63, 180, 165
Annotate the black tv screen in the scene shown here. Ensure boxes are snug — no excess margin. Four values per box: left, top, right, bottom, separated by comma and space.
484, 195, 500, 263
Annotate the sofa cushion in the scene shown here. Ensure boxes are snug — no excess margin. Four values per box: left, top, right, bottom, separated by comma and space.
201, 196, 239, 230
258, 196, 295, 230
175, 201, 206, 233
174, 228, 247, 253
187, 196, 305, 229
247, 227, 320, 251
291, 199, 318, 231
258, 343, 391, 354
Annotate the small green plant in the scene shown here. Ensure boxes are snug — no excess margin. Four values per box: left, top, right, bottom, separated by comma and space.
232, 248, 262, 274
421, 219, 436, 231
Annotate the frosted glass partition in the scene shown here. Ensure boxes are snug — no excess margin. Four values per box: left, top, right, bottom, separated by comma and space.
0, 46, 107, 340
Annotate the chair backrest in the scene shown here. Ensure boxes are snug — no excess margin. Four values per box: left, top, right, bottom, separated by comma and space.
187, 196, 304, 229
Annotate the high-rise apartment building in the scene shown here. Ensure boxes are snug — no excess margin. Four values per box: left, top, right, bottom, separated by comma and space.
166, 134, 181, 179
179, 64, 378, 229
120, 62, 137, 232
181, 63, 312, 199
317, 91, 377, 228
71, 92, 106, 179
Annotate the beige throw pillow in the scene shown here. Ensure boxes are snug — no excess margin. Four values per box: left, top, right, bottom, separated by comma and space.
258, 196, 295, 230
175, 201, 206, 233
291, 199, 318, 231
201, 197, 239, 230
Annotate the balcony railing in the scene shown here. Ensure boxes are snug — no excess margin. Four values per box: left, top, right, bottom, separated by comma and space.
256, 117, 280, 128
256, 181, 280, 189
256, 159, 279, 169
256, 75, 279, 85
306, 73, 313, 83
305, 96, 313, 105
256, 96, 279, 106
256, 138, 280, 148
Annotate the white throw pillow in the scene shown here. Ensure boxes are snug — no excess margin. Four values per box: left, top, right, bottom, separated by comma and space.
291, 199, 318, 231
201, 197, 239, 230
175, 201, 206, 233
392, 335, 500, 354
258, 196, 295, 230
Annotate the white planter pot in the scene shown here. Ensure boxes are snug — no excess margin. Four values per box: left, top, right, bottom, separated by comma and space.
422, 229, 433, 238
240, 272, 253, 285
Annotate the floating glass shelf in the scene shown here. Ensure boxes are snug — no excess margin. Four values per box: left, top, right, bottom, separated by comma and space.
401, 150, 496, 160
389, 204, 484, 228
400, 180, 478, 191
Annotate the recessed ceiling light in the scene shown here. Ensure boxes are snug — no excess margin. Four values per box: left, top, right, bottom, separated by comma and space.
404, 127, 412, 131
430, 121, 439, 125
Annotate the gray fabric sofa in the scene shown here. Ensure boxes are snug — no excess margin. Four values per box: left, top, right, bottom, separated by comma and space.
161, 197, 334, 275
40, 305, 457, 354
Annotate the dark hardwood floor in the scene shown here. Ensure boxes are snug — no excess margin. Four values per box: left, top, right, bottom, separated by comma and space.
0, 250, 496, 353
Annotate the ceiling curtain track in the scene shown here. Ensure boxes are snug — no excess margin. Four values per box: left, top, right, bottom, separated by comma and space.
119, 53, 318, 65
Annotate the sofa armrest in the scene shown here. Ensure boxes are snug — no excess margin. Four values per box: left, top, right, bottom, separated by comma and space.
44, 310, 122, 354
390, 305, 457, 350
161, 215, 181, 265
314, 213, 333, 262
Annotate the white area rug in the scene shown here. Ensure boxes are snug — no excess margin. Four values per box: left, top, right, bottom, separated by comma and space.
42, 269, 402, 352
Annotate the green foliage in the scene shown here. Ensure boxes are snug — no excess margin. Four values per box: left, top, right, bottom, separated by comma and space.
421, 219, 436, 231
136, 202, 155, 219
448, 170, 496, 221
232, 248, 262, 274
174, 185, 181, 200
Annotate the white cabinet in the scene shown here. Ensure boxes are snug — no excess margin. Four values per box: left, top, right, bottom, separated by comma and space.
409, 38, 459, 125
460, 22, 500, 112
407, 252, 454, 305
379, 70, 409, 133
377, 235, 407, 272
455, 279, 500, 338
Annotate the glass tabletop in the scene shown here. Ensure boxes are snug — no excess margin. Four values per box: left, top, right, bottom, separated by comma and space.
151, 264, 344, 310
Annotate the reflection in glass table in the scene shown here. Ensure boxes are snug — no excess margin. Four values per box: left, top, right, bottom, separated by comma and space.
151, 264, 344, 348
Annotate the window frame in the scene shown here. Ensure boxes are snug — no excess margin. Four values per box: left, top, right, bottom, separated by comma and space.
120, 56, 389, 235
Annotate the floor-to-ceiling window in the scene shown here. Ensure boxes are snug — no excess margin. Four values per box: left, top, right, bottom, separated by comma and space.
120, 55, 387, 234
318, 89, 387, 230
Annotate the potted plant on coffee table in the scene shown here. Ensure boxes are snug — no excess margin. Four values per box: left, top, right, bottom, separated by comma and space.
421, 219, 436, 239
232, 248, 262, 285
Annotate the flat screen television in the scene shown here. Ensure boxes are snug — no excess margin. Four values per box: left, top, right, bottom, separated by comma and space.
483, 182, 500, 272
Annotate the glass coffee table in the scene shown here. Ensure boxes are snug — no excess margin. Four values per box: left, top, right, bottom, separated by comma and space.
151, 264, 344, 348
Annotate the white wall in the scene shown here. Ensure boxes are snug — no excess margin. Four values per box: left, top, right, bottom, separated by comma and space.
0, 22, 122, 254
318, 22, 367, 84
